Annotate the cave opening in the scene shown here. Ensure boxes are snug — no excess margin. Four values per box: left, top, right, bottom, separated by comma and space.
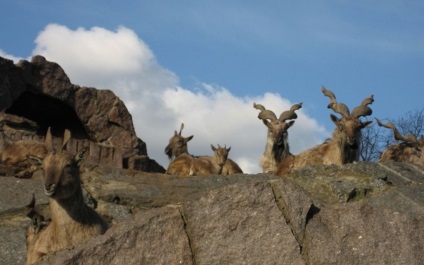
5, 91, 89, 139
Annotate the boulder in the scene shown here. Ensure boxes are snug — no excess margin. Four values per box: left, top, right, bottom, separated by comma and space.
2, 162, 423, 264
0, 55, 164, 172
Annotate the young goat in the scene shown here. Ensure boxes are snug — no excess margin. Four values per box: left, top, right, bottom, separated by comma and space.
254, 102, 302, 173
165, 123, 242, 175
167, 143, 231, 176
276, 86, 373, 176
0, 121, 47, 178
375, 118, 424, 165
25, 128, 108, 265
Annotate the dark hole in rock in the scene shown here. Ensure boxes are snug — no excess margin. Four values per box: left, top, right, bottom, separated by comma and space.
5, 91, 89, 139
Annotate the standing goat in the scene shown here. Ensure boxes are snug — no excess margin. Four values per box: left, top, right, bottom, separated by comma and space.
25, 128, 108, 265
375, 118, 424, 165
165, 123, 242, 175
0, 121, 47, 178
167, 143, 231, 176
254, 102, 302, 173
276, 86, 373, 176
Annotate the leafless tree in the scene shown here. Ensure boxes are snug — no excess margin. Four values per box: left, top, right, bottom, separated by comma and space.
360, 107, 424, 161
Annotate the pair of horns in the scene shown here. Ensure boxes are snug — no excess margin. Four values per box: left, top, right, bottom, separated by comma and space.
253, 102, 302, 122
322, 86, 373, 119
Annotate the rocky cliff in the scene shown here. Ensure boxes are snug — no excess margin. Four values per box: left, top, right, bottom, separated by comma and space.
1, 162, 423, 265
0, 55, 164, 172
1, 55, 423, 264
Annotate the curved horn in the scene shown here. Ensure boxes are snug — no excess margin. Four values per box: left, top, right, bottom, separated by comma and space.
322, 87, 350, 118
351, 95, 374, 118
321, 86, 336, 104
290, 102, 303, 112
376, 118, 417, 143
253, 103, 266, 111
279, 102, 302, 122
375, 117, 392, 129
254, 103, 278, 121
360, 94, 374, 107
258, 110, 278, 121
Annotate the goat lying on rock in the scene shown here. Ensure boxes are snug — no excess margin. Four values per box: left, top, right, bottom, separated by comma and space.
0, 121, 47, 178
167, 143, 231, 176
376, 118, 424, 165
165, 123, 242, 175
25, 128, 108, 265
276, 86, 373, 176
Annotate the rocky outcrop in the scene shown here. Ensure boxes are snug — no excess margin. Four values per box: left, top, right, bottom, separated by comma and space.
1, 162, 424, 264
0, 55, 164, 172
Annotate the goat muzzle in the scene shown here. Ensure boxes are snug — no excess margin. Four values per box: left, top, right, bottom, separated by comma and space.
44, 184, 56, 197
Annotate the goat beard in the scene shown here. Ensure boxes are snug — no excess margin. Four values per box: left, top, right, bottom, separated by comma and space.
273, 141, 288, 162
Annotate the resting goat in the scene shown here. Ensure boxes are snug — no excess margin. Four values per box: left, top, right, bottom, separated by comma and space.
165, 123, 242, 175
167, 143, 231, 176
254, 102, 302, 173
276, 86, 373, 176
375, 118, 424, 165
25, 128, 108, 265
0, 121, 47, 178
165, 123, 194, 161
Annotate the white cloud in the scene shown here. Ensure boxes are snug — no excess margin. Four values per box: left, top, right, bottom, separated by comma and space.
16, 24, 330, 173
0, 49, 23, 63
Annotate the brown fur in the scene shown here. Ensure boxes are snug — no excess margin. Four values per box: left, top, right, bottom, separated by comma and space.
164, 123, 194, 161
379, 139, 424, 164
221, 159, 244, 175
0, 122, 47, 178
167, 144, 230, 176
165, 123, 242, 175
254, 102, 301, 173
276, 87, 373, 176
376, 118, 424, 165
25, 128, 108, 265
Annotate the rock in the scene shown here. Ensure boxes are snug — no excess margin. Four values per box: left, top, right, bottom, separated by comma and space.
33, 163, 424, 264
182, 181, 304, 265
38, 207, 193, 265
0, 55, 163, 172
1, 160, 424, 264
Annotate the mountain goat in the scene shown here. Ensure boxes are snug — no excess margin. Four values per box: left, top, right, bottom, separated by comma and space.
254, 102, 302, 173
0, 121, 47, 178
375, 118, 424, 165
165, 123, 242, 175
25, 128, 108, 265
276, 86, 373, 176
167, 143, 231, 176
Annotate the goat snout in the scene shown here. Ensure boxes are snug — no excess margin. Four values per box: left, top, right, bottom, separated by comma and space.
44, 183, 56, 197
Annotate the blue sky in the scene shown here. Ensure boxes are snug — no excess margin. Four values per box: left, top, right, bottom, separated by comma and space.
1, 1, 423, 173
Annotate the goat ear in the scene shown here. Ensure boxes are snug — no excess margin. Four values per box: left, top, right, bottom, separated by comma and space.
262, 119, 270, 128
62, 129, 71, 151
185, 135, 194, 143
211, 144, 217, 151
75, 147, 88, 164
361, 121, 373, 128
27, 155, 43, 168
45, 127, 55, 152
287, 120, 295, 128
330, 114, 340, 125
227, 146, 231, 152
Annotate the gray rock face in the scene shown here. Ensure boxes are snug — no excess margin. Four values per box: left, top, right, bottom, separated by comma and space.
0, 55, 164, 172
2, 162, 424, 265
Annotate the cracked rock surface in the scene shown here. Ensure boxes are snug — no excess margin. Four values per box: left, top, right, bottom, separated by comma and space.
1, 162, 424, 264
